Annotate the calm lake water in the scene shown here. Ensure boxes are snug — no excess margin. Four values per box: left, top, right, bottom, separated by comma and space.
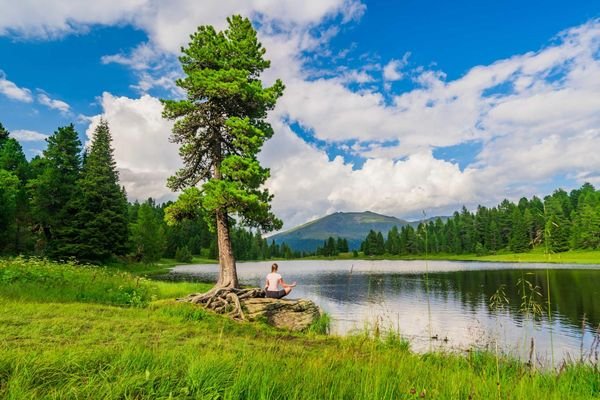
171, 260, 600, 365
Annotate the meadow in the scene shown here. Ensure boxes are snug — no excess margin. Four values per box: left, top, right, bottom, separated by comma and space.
0, 258, 598, 399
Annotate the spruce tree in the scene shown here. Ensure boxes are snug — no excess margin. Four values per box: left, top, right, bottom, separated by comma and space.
570, 188, 600, 249
0, 170, 20, 252
28, 124, 82, 256
544, 197, 570, 253
131, 201, 166, 263
70, 120, 128, 262
0, 123, 9, 145
509, 208, 529, 252
0, 126, 30, 252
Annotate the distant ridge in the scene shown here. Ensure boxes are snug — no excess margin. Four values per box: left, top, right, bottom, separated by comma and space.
268, 211, 410, 252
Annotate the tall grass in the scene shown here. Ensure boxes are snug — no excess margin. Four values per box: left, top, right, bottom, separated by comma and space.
0, 299, 597, 399
0, 257, 211, 306
0, 258, 598, 399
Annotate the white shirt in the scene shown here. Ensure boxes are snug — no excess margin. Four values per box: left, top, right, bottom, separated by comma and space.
266, 272, 282, 291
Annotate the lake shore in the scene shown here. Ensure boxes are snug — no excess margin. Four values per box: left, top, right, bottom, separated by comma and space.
284, 249, 600, 265
1, 258, 598, 399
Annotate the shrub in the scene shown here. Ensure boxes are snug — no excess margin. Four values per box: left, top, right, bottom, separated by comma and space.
175, 246, 193, 263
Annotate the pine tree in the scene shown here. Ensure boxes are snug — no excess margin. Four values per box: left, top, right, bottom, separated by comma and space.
162, 16, 284, 289
132, 201, 166, 263
509, 208, 529, 252
0, 123, 9, 145
28, 124, 82, 256
69, 120, 129, 262
544, 196, 570, 253
570, 187, 600, 249
0, 170, 20, 252
0, 126, 30, 252
386, 226, 400, 255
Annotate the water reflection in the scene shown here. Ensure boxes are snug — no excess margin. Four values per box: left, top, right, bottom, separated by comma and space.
171, 260, 600, 365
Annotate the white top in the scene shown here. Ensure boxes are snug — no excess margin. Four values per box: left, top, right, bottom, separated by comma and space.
266, 272, 282, 291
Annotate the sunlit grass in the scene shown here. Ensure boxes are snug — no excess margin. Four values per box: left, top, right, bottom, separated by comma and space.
0, 258, 598, 399
307, 248, 600, 264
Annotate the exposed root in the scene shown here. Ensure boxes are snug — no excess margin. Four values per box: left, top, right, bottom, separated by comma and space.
178, 287, 264, 320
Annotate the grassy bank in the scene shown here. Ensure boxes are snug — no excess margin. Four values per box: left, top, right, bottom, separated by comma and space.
0, 259, 598, 399
298, 248, 600, 264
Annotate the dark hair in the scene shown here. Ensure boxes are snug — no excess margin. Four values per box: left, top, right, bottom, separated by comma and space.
271, 263, 278, 272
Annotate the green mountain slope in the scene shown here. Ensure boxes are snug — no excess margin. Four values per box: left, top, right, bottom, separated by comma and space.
268, 211, 410, 251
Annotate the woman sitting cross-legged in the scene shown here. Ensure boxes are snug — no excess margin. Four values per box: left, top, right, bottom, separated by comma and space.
264, 263, 296, 299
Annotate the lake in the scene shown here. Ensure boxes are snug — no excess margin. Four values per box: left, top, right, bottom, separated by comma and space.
171, 260, 600, 366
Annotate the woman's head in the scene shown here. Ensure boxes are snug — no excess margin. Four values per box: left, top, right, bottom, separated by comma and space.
271, 263, 279, 272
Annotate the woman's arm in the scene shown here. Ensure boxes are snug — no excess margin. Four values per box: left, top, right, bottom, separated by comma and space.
279, 278, 296, 289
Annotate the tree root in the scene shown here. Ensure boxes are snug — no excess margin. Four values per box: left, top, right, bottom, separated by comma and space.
178, 287, 265, 320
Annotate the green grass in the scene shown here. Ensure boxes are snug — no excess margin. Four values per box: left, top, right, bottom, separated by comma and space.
0, 258, 598, 399
0, 257, 212, 306
303, 248, 600, 264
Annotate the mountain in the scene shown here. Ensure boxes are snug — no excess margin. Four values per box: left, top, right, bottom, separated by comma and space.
268, 211, 411, 252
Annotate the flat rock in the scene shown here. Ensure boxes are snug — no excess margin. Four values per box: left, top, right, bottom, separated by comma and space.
242, 297, 321, 331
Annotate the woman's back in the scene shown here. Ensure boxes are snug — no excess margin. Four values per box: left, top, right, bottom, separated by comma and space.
266, 272, 281, 291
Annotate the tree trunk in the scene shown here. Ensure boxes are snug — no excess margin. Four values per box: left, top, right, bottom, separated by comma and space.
215, 208, 238, 288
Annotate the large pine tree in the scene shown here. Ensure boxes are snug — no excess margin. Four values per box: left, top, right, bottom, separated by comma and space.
69, 120, 128, 262
162, 16, 284, 288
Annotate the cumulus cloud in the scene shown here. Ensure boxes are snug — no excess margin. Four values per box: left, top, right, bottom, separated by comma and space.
4, 1, 600, 227
0, 0, 364, 46
259, 121, 478, 228
37, 93, 70, 113
0, 0, 145, 38
85, 93, 180, 202
0, 71, 33, 102
11, 129, 48, 141
383, 52, 410, 81
84, 17, 600, 227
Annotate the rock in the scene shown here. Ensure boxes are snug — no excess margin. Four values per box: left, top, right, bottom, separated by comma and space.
242, 297, 321, 331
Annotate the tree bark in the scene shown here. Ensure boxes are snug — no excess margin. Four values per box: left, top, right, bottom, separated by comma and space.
215, 208, 238, 288
212, 135, 239, 289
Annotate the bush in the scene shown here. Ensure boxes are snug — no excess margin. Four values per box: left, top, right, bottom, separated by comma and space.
175, 246, 193, 263
475, 242, 488, 256
0, 257, 157, 307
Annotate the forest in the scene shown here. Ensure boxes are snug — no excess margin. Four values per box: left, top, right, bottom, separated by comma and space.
360, 183, 600, 256
0, 121, 295, 264
2, 119, 599, 264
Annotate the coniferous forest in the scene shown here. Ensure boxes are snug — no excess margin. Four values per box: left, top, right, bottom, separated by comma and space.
0, 121, 293, 263
360, 184, 600, 256
2, 119, 600, 263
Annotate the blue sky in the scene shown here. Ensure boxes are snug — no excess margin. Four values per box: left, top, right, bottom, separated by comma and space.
1, 0, 599, 227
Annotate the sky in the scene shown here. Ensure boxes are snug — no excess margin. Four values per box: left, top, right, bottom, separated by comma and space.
0, 0, 599, 229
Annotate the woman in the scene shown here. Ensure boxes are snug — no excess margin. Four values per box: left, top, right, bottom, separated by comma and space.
264, 263, 296, 299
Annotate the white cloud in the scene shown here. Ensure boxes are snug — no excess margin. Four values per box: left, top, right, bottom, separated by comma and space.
0, 0, 145, 38
0, 71, 33, 102
91, 17, 600, 227
383, 52, 410, 81
85, 93, 181, 202
37, 93, 70, 113
259, 121, 478, 228
0, 0, 364, 46
11, 129, 48, 141
4, 1, 600, 227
